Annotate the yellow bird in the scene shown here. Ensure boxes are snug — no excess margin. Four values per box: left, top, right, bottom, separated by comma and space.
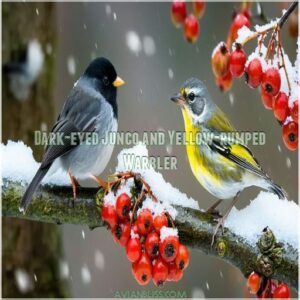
171, 78, 286, 244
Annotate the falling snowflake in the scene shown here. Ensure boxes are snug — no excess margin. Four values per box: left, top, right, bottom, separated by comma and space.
15, 269, 33, 293
126, 31, 142, 55
168, 68, 174, 79
81, 265, 91, 284
67, 56, 76, 76
143, 36, 156, 56
95, 250, 105, 271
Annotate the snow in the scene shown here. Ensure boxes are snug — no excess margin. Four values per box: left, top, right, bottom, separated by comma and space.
211, 41, 226, 58
143, 36, 156, 56
168, 68, 174, 79
94, 250, 105, 271
15, 269, 33, 293
115, 143, 200, 218
226, 191, 299, 250
1, 140, 69, 186
27, 39, 44, 82
126, 31, 142, 55
81, 265, 91, 284
67, 56, 76, 76
59, 260, 70, 279
235, 26, 254, 44
254, 19, 278, 33
160, 226, 178, 241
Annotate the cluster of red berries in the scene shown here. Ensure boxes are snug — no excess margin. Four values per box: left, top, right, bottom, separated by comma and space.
247, 271, 290, 299
211, 8, 251, 92
212, 40, 299, 151
101, 192, 190, 286
171, 0, 205, 43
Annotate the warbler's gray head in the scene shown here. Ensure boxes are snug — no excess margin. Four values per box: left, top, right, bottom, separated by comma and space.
170, 78, 216, 124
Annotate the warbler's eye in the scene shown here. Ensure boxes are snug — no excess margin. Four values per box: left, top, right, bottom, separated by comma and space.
103, 76, 109, 86
188, 92, 195, 102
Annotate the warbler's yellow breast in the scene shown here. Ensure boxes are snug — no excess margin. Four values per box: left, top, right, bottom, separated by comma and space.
181, 108, 242, 189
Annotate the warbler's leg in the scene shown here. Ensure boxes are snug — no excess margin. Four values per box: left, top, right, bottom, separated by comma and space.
68, 172, 80, 207
211, 192, 240, 247
90, 175, 108, 190
206, 199, 222, 214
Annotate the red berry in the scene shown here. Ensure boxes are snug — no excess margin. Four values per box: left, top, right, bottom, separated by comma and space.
184, 14, 200, 43
126, 237, 142, 263
245, 58, 263, 88
116, 193, 131, 220
132, 253, 152, 286
229, 13, 250, 42
290, 100, 298, 123
101, 205, 118, 229
112, 223, 131, 246
270, 280, 278, 298
282, 121, 298, 151
262, 68, 281, 96
159, 235, 180, 262
192, 0, 206, 19
171, 0, 187, 27
273, 283, 290, 299
211, 42, 230, 78
167, 262, 183, 282
242, 9, 251, 21
215, 71, 233, 92
152, 258, 169, 287
153, 214, 168, 233
261, 88, 273, 110
175, 244, 190, 270
229, 46, 247, 78
273, 92, 289, 121
145, 231, 160, 258
136, 209, 153, 235
247, 271, 262, 294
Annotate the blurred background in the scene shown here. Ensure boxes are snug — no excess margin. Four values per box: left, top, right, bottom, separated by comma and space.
2, 2, 298, 298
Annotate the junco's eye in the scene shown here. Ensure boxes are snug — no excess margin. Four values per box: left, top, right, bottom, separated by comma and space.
102, 76, 110, 86
188, 92, 195, 102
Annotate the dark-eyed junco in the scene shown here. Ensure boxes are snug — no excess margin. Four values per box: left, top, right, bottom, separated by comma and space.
20, 57, 125, 213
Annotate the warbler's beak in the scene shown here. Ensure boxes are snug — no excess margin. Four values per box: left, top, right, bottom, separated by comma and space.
170, 93, 185, 106
113, 76, 125, 87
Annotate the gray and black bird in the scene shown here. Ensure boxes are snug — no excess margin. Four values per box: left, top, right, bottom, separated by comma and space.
20, 57, 125, 213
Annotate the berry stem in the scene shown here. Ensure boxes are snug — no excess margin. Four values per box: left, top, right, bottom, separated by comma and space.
278, 1, 298, 29
131, 190, 146, 225
240, 1, 298, 47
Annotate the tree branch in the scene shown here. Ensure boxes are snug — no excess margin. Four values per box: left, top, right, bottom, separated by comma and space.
2, 179, 298, 292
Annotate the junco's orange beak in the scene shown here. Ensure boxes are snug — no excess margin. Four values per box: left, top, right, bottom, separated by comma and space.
113, 76, 125, 87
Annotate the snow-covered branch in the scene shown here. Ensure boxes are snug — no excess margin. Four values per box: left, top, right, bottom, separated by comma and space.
1, 141, 298, 291
2, 178, 298, 291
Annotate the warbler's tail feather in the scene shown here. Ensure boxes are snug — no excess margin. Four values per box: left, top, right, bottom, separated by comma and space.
267, 180, 287, 200
19, 165, 51, 213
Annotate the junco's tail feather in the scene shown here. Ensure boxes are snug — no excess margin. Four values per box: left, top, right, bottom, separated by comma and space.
19, 164, 51, 213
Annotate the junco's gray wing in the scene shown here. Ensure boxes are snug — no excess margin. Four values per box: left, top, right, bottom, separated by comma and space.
20, 86, 102, 212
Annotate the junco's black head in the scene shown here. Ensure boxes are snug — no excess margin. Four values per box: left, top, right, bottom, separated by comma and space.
84, 57, 124, 117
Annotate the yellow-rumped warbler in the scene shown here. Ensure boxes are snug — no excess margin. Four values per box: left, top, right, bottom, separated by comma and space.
171, 78, 286, 244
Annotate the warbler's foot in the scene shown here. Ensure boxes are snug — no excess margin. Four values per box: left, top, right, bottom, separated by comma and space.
211, 217, 225, 247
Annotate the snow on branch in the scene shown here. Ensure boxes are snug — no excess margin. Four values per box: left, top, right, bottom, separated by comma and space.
1, 141, 299, 291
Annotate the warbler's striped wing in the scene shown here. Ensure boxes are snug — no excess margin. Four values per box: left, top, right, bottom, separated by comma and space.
206, 108, 269, 180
